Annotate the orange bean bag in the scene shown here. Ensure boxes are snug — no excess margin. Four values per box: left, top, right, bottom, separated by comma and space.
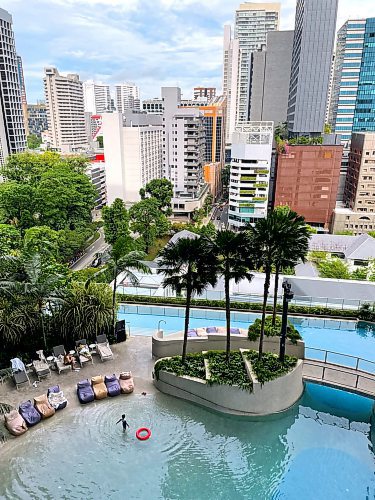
91, 375, 108, 399
34, 394, 55, 419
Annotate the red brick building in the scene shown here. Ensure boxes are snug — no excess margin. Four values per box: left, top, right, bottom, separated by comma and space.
274, 144, 343, 228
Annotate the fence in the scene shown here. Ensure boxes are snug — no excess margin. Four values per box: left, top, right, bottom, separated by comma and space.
305, 347, 375, 374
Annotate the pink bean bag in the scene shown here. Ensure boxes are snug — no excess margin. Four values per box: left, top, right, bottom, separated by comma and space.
4, 410, 28, 436
119, 371, 134, 394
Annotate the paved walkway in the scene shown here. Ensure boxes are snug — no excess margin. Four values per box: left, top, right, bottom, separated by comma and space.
303, 359, 375, 398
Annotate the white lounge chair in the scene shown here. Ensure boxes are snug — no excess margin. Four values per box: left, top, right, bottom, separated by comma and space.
75, 339, 93, 367
96, 334, 114, 362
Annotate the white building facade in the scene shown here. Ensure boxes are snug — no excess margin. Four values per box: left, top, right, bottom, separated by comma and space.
115, 83, 140, 112
44, 67, 88, 152
83, 80, 111, 114
222, 25, 240, 145
0, 8, 26, 165
228, 121, 273, 229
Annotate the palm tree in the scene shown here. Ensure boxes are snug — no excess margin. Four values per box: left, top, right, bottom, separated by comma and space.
271, 208, 309, 326
157, 236, 217, 364
214, 230, 253, 360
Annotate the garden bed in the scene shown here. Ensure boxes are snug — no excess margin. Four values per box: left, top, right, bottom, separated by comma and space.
154, 353, 206, 381
205, 351, 253, 391
243, 350, 297, 384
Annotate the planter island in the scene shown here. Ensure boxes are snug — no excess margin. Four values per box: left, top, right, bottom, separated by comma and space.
153, 348, 304, 416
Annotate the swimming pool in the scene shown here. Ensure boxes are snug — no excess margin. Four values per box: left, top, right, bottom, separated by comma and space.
0, 384, 373, 499
118, 304, 375, 369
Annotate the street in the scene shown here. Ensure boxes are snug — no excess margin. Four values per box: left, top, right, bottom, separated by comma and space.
70, 227, 110, 271
212, 204, 229, 229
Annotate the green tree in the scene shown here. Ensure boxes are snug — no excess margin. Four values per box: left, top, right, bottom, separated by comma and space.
0, 182, 36, 229
0, 225, 21, 255
199, 222, 217, 239
324, 123, 332, 134
27, 134, 42, 149
129, 198, 170, 253
351, 267, 368, 281
317, 258, 351, 279
158, 237, 217, 363
368, 231, 375, 239
23, 226, 60, 261
140, 178, 173, 215
335, 230, 354, 235
221, 164, 230, 199
102, 198, 130, 245
214, 230, 253, 360
1, 151, 61, 184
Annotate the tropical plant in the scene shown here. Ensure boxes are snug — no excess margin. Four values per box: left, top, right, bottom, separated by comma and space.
317, 257, 350, 279
129, 198, 170, 253
0, 225, 21, 256
27, 134, 42, 149
102, 198, 130, 245
139, 178, 174, 216
157, 236, 217, 363
213, 230, 253, 360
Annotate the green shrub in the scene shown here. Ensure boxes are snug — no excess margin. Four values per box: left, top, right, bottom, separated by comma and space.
248, 316, 301, 344
358, 303, 375, 323
154, 353, 206, 381
205, 351, 252, 391
244, 350, 297, 384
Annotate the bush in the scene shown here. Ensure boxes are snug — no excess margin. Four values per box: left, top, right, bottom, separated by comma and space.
248, 316, 302, 344
358, 303, 375, 323
154, 353, 206, 381
244, 350, 297, 384
205, 351, 252, 391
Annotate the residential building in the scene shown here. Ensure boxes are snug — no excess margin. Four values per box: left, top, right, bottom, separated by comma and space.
86, 154, 107, 209
180, 98, 208, 107
101, 112, 163, 205
83, 80, 111, 114
287, 0, 338, 137
142, 98, 163, 114
332, 133, 375, 235
115, 83, 140, 112
193, 87, 216, 100
274, 137, 343, 230
0, 8, 26, 165
16, 55, 29, 136
27, 102, 48, 137
328, 19, 367, 200
228, 122, 273, 229
43, 67, 88, 152
204, 162, 222, 199
249, 30, 294, 125
162, 87, 209, 217
325, 54, 335, 125
222, 25, 240, 144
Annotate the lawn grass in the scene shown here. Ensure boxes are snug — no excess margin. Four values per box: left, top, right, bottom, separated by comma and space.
145, 236, 171, 261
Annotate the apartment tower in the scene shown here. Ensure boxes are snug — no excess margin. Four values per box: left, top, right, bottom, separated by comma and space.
83, 80, 111, 114
43, 67, 87, 152
115, 83, 140, 112
0, 8, 26, 164
16, 55, 29, 136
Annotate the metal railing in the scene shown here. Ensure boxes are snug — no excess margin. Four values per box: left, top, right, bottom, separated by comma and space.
305, 347, 375, 374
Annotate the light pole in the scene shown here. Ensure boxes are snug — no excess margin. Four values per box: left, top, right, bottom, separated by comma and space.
279, 280, 294, 363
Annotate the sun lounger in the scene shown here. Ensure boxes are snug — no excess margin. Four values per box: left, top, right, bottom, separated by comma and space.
33, 350, 51, 380
47, 385, 67, 411
34, 394, 55, 419
4, 410, 28, 436
77, 379, 95, 404
75, 339, 93, 367
53, 346, 71, 374
104, 374, 121, 397
19, 400, 41, 427
91, 375, 108, 399
119, 371, 134, 394
96, 334, 114, 362
11, 358, 31, 390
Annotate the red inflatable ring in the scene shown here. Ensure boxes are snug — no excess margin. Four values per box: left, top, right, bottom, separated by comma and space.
136, 427, 151, 441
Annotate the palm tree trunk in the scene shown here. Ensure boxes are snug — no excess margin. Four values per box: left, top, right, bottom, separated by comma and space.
39, 299, 47, 350
272, 265, 280, 326
182, 285, 192, 365
112, 264, 118, 341
258, 267, 271, 360
225, 270, 231, 362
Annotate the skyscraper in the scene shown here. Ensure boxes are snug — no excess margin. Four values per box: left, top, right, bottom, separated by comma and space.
0, 8, 26, 164
222, 25, 240, 144
16, 55, 29, 136
115, 83, 140, 112
83, 80, 111, 114
287, 0, 338, 137
44, 67, 87, 152
27, 102, 48, 137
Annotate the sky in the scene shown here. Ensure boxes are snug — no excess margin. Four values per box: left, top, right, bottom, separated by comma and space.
3, 0, 375, 103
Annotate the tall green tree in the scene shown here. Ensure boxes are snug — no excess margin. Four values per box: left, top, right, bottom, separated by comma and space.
102, 198, 130, 245
0, 225, 21, 256
271, 208, 309, 326
317, 258, 351, 279
23, 226, 60, 262
129, 198, 170, 253
0, 182, 36, 229
214, 230, 253, 360
158, 237, 217, 363
140, 178, 173, 215
27, 134, 42, 150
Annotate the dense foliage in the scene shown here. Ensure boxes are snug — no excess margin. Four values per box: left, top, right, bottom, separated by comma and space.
248, 316, 302, 344
154, 353, 206, 381
129, 198, 170, 253
244, 350, 297, 384
102, 198, 130, 245
139, 178, 173, 216
206, 351, 252, 391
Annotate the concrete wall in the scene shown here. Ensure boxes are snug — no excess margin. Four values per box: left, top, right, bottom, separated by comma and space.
154, 358, 304, 416
152, 330, 305, 359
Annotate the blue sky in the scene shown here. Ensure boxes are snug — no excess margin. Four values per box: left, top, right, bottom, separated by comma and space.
3, 0, 375, 103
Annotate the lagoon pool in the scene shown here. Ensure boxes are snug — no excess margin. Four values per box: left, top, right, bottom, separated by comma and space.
0, 385, 374, 500
118, 305, 375, 369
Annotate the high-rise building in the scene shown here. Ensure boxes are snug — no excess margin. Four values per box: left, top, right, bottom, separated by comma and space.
142, 98, 163, 114
16, 55, 29, 136
83, 80, 111, 114
228, 122, 273, 229
44, 67, 88, 152
0, 8, 26, 164
332, 133, 375, 235
222, 25, 240, 144
193, 87, 216, 100
287, 0, 338, 137
86, 155, 107, 209
249, 31, 294, 125
115, 83, 140, 112
27, 102, 48, 137
274, 137, 343, 230
101, 112, 163, 205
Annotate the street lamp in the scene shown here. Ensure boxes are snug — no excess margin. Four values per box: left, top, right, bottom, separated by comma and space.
279, 280, 294, 363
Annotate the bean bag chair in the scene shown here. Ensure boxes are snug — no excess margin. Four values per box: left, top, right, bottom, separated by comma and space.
77, 379, 95, 404
119, 371, 134, 394
47, 385, 68, 411
104, 374, 121, 397
4, 410, 28, 436
19, 400, 41, 427
34, 394, 55, 419
91, 375, 108, 400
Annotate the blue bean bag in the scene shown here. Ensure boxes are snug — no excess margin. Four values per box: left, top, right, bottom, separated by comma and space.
104, 374, 121, 397
77, 379, 94, 404
19, 400, 41, 427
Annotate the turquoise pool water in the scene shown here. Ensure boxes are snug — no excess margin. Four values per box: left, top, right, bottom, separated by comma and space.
118, 305, 375, 370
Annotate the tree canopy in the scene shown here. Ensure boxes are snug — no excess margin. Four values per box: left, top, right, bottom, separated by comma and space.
129, 198, 170, 253
140, 178, 173, 215
102, 198, 130, 245
27, 134, 42, 150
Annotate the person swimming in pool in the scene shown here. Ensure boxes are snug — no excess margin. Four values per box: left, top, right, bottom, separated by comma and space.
116, 414, 130, 431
